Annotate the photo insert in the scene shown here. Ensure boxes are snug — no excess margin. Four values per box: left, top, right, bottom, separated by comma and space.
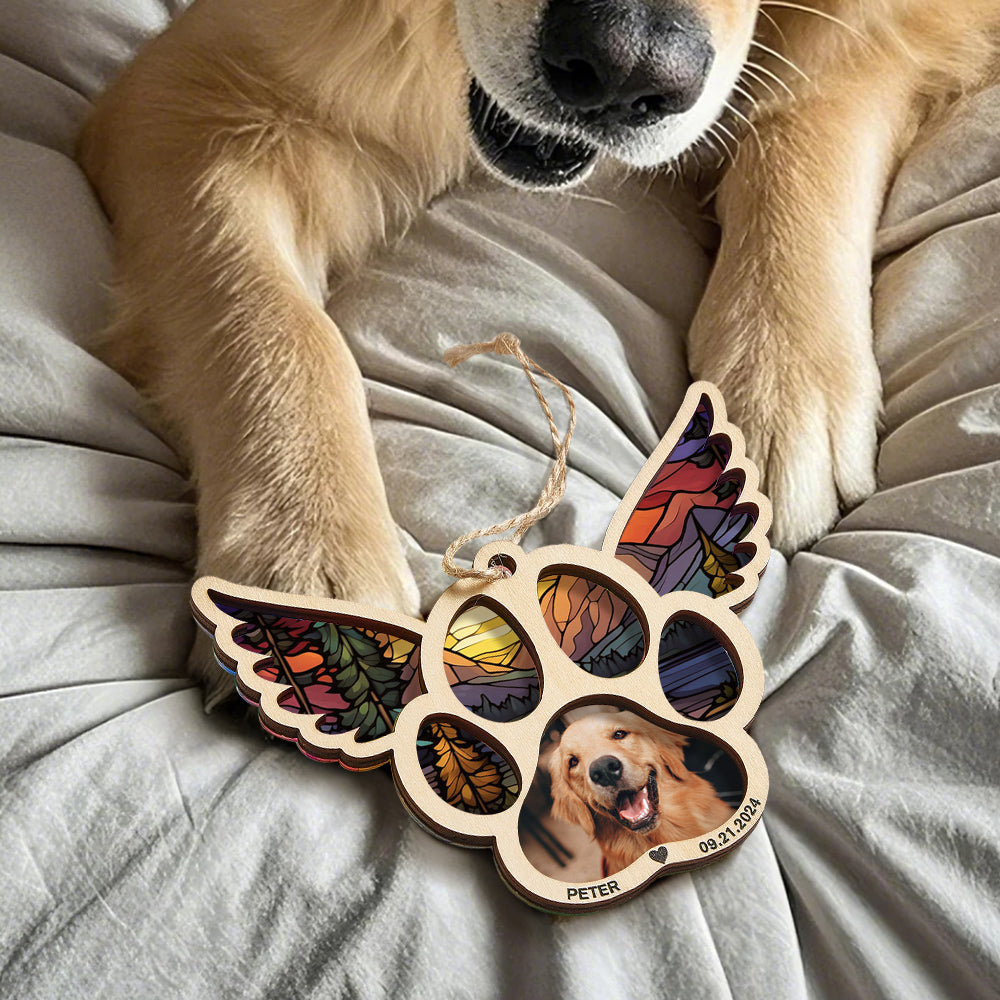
518, 706, 744, 880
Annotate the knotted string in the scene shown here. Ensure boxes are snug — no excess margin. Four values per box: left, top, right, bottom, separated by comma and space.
441, 334, 577, 581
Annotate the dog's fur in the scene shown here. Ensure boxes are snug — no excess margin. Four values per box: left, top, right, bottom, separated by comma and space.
547, 711, 732, 874
78, 0, 1000, 705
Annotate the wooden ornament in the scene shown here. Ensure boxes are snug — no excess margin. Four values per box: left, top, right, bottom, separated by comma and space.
191, 381, 772, 912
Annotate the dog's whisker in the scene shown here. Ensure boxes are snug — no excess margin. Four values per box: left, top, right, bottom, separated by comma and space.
706, 125, 735, 166
713, 120, 742, 162
564, 194, 619, 211
756, 7, 788, 45
475, 92, 495, 132
743, 59, 797, 98
760, 1, 869, 44
497, 121, 523, 152
731, 81, 762, 112
710, 136, 731, 169
694, 130, 718, 166
724, 101, 764, 157
485, 99, 501, 133
738, 66, 779, 103
750, 39, 812, 82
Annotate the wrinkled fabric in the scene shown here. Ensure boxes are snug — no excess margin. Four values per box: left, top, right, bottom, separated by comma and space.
1, 2, 998, 998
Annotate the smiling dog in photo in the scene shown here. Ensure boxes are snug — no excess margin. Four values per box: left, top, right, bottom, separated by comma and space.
547, 710, 732, 875
78, 0, 1000, 705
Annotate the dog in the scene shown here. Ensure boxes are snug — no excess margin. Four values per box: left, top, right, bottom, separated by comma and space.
547, 710, 732, 874
77, 0, 1000, 705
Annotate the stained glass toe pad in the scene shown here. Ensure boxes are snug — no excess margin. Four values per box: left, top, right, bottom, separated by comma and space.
445, 601, 541, 722
659, 617, 740, 720
418, 719, 520, 815
537, 571, 646, 677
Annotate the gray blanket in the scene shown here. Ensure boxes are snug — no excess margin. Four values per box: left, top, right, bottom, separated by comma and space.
1, 2, 999, 997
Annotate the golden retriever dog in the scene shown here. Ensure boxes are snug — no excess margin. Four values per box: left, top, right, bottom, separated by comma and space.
78, 0, 1000, 704
547, 711, 732, 875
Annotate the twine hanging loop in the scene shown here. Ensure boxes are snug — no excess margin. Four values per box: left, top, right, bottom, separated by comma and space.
441, 334, 577, 581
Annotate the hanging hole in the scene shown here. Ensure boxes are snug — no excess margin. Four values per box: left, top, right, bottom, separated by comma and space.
489, 554, 517, 578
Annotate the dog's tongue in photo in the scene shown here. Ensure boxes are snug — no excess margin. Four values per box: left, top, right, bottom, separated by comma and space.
616, 776, 657, 829
459, 0, 755, 188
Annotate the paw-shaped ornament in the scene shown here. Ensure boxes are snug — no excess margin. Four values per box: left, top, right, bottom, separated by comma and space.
193, 382, 771, 911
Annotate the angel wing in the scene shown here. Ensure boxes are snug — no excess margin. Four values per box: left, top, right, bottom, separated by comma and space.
195, 579, 547, 724
191, 578, 424, 762
603, 381, 771, 612
193, 578, 524, 811
529, 382, 770, 722
529, 385, 770, 712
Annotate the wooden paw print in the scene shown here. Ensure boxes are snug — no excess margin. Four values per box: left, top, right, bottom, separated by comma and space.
193, 383, 771, 911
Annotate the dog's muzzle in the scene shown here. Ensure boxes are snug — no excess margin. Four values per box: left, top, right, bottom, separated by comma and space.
465, 0, 714, 189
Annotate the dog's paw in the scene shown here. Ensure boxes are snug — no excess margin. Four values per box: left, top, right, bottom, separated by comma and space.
689, 305, 881, 555
192, 514, 421, 711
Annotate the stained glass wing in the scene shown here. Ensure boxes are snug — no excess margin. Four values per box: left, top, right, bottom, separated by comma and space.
603, 382, 771, 608
193, 582, 422, 744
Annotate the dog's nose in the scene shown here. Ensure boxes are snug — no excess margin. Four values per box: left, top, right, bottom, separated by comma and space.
540, 0, 714, 125
589, 755, 623, 787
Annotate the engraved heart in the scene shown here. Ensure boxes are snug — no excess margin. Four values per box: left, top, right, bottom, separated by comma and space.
648, 846, 669, 864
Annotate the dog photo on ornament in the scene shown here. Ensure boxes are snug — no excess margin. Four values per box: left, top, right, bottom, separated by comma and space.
519, 707, 744, 880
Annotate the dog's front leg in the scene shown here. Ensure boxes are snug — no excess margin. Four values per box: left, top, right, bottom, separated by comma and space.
688, 57, 920, 553
86, 126, 465, 706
